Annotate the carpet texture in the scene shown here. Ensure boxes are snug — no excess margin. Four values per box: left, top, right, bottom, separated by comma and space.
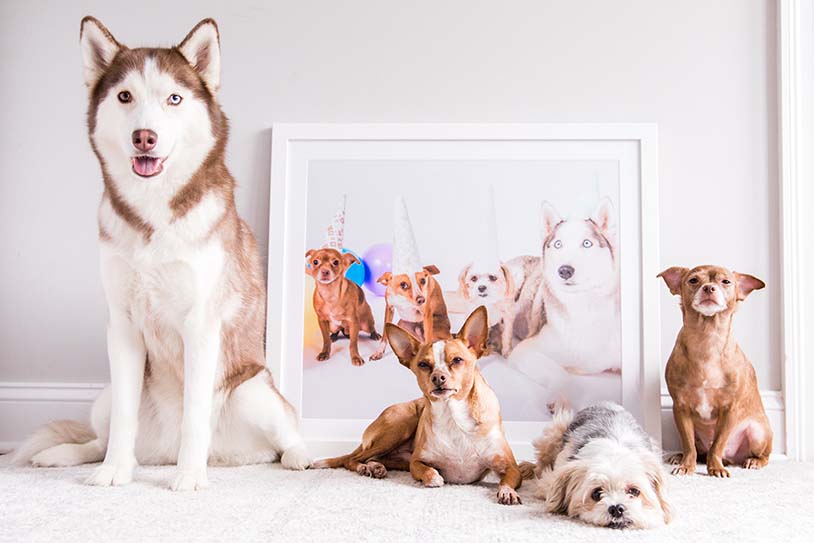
1, 458, 812, 543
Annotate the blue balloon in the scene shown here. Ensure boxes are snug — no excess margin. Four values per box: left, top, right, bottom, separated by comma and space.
341, 248, 366, 286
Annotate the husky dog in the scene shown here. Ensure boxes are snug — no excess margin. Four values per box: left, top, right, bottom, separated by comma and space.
12, 17, 310, 490
508, 198, 620, 379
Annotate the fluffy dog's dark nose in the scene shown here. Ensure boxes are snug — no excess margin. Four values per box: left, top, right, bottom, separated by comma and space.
416, 295, 426, 305
703, 285, 716, 294
608, 504, 625, 519
477, 285, 487, 293
558, 265, 574, 280
431, 373, 446, 387
132, 129, 158, 152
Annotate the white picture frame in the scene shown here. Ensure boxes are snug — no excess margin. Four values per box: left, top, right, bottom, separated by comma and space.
266, 123, 660, 459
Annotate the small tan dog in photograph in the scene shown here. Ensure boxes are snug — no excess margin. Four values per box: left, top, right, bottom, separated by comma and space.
659, 264, 772, 478
305, 247, 380, 366
313, 306, 523, 505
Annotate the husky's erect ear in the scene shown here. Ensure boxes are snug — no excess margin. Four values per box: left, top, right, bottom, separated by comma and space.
540, 201, 562, 239
458, 306, 488, 358
178, 19, 221, 93
80, 17, 122, 89
591, 196, 615, 236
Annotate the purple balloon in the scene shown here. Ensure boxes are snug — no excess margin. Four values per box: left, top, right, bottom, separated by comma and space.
362, 243, 392, 297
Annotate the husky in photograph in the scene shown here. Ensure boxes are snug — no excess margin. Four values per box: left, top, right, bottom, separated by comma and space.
508, 198, 620, 380
12, 17, 310, 490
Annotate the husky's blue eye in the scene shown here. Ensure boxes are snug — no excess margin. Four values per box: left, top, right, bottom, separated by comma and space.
168, 94, 183, 105
117, 91, 131, 103
582, 239, 593, 248
553, 240, 562, 249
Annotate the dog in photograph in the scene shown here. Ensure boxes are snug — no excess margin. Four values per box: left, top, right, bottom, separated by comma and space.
314, 306, 523, 505
370, 198, 451, 361
524, 403, 673, 529
12, 17, 310, 489
507, 197, 620, 380
659, 265, 772, 477
305, 248, 380, 366
454, 263, 515, 355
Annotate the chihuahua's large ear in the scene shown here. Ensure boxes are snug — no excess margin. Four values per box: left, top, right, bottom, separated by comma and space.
501, 263, 515, 298
458, 306, 488, 358
178, 19, 221, 93
657, 267, 688, 296
458, 264, 472, 298
645, 456, 674, 525
540, 201, 562, 239
342, 252, 360, 267
423, 264, 440, 275
386, 324, 420, 367
591, 197, 615, 237
80, 17, 122, 88
734, 272, 765, 301
377, 272, 392, 286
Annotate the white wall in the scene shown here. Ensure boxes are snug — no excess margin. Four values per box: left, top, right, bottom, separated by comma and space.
0, 1, 780, 443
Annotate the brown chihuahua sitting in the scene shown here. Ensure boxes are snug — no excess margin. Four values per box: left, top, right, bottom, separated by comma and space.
659, 265, 772, 477
314, 306, 523, 505
305, 248, 380, 366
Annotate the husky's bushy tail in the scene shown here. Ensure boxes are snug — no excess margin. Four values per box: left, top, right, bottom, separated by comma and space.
11, 420, 102, 466
519, 406, 574, 480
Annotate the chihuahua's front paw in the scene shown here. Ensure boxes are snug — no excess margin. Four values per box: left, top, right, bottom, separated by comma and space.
85, 462, 134, 487
281, 445, 311, 471
357, 461, 387, 479
369, 351, 384, 361
497, 485, 522, 505
351, 354, 365, 366
707, 465, 730, 478
671, 462, 696, 476
316, 350, 330, 362
422, 469, 444, 488
666, 453, 684, 465
743, 457, 767, 470
171, 468, 209, 491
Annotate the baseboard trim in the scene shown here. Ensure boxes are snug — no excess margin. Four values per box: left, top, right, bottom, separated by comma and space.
0, 382, 105, 403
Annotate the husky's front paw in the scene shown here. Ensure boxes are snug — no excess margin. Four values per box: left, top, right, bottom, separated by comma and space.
281, 445, 311, 470
171, 468, 209, 491
85, 462, 134, 487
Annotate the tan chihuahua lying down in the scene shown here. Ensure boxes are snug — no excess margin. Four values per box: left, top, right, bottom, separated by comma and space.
314, 306, 523, 505
659, 264, 772, 477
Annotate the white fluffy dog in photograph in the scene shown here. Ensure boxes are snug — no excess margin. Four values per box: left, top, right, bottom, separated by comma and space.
525, 403, 673, 530
508, 197, 620, 382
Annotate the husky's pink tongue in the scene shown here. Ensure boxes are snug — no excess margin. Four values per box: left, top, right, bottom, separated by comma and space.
132, 156, 163, 177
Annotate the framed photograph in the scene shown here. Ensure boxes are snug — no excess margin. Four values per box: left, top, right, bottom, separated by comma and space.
267, 124, 660, 457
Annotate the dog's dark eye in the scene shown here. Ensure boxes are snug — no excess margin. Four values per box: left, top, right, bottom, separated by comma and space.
167, 93, 183, 106
332, 260, 339, 266
488, 275, 498, 282
591, 488, 602, 501
470, 275, 478, 282
627, 487, 640, 497
553, 240, 563, 249
417, 361, 431, 370
688, 277, 699, 284
400, 282, 409, 290
117, 91, 132, 103
582, 239, 593, 248
722, 279, 731, 285
312, 259, 319, 266
450, 356, 463, 365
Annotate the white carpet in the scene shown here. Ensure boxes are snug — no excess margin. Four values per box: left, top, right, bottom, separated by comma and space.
1, 457, 812, 543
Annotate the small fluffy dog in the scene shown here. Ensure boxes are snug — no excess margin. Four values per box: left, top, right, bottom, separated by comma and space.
659, 265, 772, 477
305, 248, 380, 366
526, 403, 673, 529
314, 306, 523, 505
508, 198, 620, 377
455, 262, 515, 355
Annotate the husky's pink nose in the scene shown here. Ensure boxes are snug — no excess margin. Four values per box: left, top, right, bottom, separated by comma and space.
132, 129, 158, 152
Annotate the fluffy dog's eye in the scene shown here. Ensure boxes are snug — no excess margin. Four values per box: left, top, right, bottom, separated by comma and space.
167, 93, 183, 105
627, 487, 640, 497
400, 282, 409, 290
722, 279, 731, 285
553, 240, 563, 249
450, 356, 463, 365
488, 275, 498, 282
117, 91, 132, 103
689, 277, 699, 284
470, 276, 478, 282
417, 361, 431, 369
582, 239, 593, 248
591, 488, 603, 501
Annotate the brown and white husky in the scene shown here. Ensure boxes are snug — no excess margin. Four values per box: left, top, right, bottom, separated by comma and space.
12, 17, 310, 490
